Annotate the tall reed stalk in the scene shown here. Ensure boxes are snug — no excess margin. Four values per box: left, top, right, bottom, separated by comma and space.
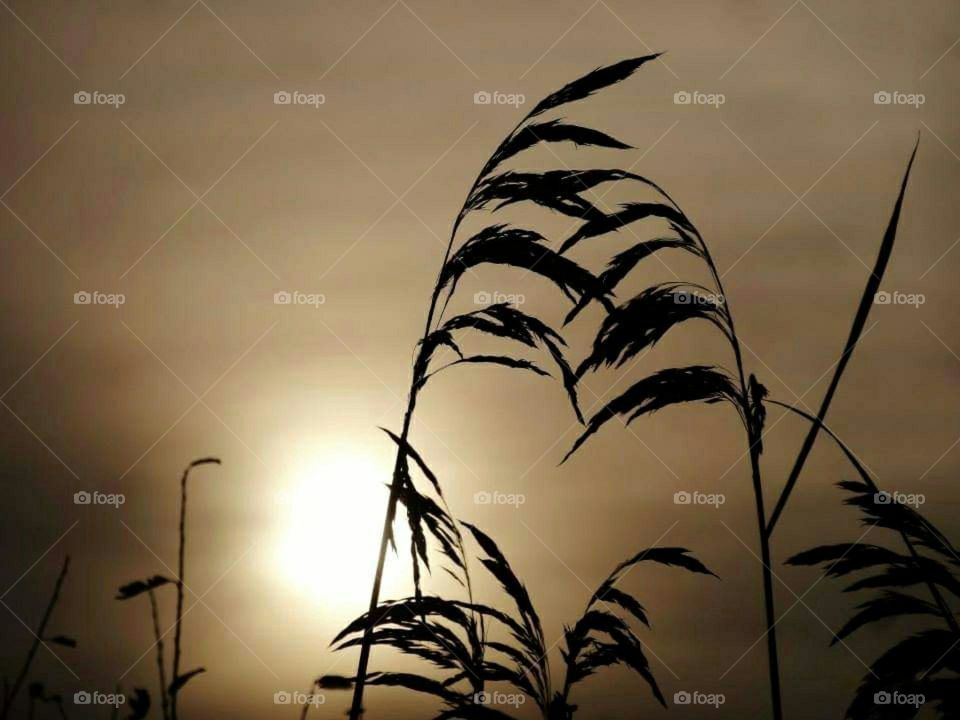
170, 457, 220, 720
347, 57, 659, 718
348, 53, 918, 719
562, 145, 917, 718
148, 588, 170, 720
117, 457, 220, 720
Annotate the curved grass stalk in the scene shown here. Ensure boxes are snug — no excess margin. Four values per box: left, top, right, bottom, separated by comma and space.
766, 139, 919, 537
348, 56, 662, 718
564, 139, 919, 720
170, 457, 220, 720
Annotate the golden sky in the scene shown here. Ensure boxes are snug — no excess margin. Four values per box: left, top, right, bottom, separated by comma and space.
1, 2, 959, 718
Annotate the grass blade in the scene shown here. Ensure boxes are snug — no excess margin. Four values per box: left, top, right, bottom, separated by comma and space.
766, 139, 918, 536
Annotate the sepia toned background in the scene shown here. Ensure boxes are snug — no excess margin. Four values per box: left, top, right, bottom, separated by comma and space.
1, 1, 959, 717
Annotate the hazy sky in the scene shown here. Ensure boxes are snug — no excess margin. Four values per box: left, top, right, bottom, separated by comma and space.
2, 2, 959, 719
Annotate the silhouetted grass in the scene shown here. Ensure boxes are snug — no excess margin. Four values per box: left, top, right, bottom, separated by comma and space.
788, 481, 960, 718
559, 116, 917, 720
346, 56, 664, 719
116, 457, 220, 720
339, 50, 919, 719
1, 555, 76, 720
330, 506, 715, 719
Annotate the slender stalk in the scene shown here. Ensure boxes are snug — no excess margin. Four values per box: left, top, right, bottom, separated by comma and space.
766, 141, 917, 537
1, 556, 70, 720
348, 119, 527, 719
695, 232, 783, 720
149, 589, 171, 720
171, 464, 189, 720
748, 445, 783, 720
170, 458, 218, 720
299, 680, 320, 720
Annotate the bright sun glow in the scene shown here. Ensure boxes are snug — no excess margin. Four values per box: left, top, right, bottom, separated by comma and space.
275, 449, 392, 604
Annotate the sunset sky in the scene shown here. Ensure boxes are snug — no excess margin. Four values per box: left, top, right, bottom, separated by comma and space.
2, 2, 959, 718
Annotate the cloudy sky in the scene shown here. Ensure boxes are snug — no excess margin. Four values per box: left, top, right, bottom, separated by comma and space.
1, 1, 959, 718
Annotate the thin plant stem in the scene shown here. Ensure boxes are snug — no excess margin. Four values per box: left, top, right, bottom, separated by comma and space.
171, 457, 219, 720
171, 464, 189, 720
1, 556, 70, 720
694, 230, 783, 720
299, 680, 319, 720
766, 140, 918, 537
348, 117, 527, 720
149, 589, 171, 720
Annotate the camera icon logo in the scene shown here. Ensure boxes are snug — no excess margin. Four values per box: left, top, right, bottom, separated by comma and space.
874, 691, 891, 705
673, 691, 691, 705
674, 491, 692, 505
874, 291, 891, 304
74, 491, 92, 505
273, 691, 292, 704
874, 491, 892, 505
74, 291, 91, 305
473, 291, 492, 305
74, 691, 92, 705
74, 91, 91, 105
873, 91, 892, 105
474, 91, 492, 105
474, 491, 492, 505
274, 91, 291, 105
274, 291, 292, 305
474, 691, 490, 704
673, 91, 692, 105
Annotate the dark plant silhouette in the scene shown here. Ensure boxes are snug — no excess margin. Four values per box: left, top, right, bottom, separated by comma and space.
116, 575, 175, 720
559, 111, 917, 720
788, 481, 960, 718
344, 49, 919, 719
27, 682, 68, 720
333, 505, 716, 719
346, 56, 664, 719
1, 556, 76, 720
116, 457, 221, 720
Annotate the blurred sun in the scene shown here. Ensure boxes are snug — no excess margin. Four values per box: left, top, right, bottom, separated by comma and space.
274, 449, 392, 605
